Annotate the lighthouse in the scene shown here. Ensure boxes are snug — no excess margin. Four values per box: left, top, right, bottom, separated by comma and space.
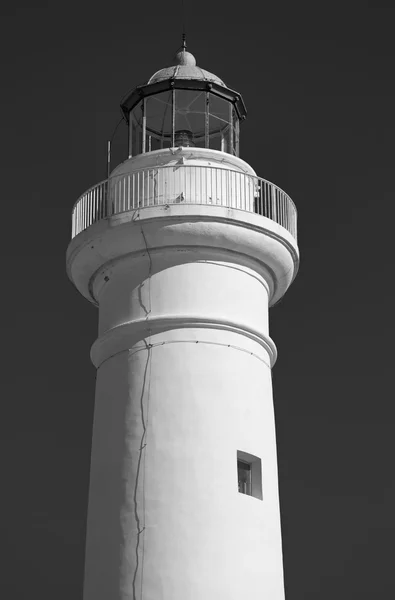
67, 41, 299, 600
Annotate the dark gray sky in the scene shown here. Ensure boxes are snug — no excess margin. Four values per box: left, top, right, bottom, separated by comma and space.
2, 1, 394, 598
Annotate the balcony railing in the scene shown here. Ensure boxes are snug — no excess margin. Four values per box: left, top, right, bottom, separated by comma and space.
71, 164, 297, 241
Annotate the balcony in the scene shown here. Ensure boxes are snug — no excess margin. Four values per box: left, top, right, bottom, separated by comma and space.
71, 164, 297, 242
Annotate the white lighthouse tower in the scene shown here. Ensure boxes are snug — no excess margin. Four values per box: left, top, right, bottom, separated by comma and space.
67, 41, 299, 600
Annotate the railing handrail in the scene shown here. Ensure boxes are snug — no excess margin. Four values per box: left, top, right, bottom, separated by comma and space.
72, 165, 296, 215
71, 163, 297, 241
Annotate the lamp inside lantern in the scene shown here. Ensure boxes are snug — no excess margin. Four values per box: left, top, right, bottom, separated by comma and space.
174, 129, 195, 147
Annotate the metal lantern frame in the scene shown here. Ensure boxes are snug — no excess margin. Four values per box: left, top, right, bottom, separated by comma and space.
120, 78, 247, 157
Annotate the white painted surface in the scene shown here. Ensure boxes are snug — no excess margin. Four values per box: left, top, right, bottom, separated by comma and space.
67, 204, 298, 308
85, 331, 284, 600
111, 147, 257, 178
68, 149, 299, 600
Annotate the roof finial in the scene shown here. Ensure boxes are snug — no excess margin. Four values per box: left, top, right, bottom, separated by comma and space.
181, 0, 187, 52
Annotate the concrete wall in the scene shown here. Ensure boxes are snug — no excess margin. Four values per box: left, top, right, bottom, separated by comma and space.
83, 248, 285, 600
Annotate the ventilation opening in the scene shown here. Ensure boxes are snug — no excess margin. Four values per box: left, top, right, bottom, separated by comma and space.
237, 450, 263, 500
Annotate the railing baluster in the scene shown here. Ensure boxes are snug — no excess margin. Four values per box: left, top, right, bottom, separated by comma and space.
263, 182, 267, 218
262, 180, 265, 216
159, 167, 162, 205
284, 194, 287, 229
245, 173, 248, 211
130, 173, 134, 209
285, 195, 288, 230
278, 192, 284, 225
197, 166, 199, 204
269, 186, 273, 221
96, 188, 99, 223
121, 177, 124, 212
280, 191, 283, 227
82, 196, 84, 231
122, 177, 125, 212
95, 188, 99, 223
199, 166, 202, 204
143, 170, 146, 207
86, 193, 89, 228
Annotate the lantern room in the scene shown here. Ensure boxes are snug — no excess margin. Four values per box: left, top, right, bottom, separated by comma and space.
120, 42, 247, 157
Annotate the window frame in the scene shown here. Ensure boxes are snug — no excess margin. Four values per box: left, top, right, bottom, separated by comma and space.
237, 450, 263, 500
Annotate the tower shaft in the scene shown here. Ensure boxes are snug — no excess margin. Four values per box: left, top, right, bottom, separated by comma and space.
84, 243, 285, 599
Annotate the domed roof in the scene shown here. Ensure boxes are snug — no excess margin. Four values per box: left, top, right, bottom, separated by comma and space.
147, 48, 226, 87
120, 40, 247, 121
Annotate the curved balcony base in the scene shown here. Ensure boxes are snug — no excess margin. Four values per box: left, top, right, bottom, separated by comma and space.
67, 204, 299, 308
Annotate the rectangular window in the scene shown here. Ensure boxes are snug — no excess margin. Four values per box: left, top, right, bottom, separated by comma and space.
237, 450, 263, 500
237, 460, 252, 495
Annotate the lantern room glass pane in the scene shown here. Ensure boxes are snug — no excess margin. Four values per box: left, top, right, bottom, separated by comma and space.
130, 93, 173, 155
130, 102, 143, 156
208, 94, 232, 153
174, 89, 206, 147
209, 94, 231, 124
146, 91, 173, 139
